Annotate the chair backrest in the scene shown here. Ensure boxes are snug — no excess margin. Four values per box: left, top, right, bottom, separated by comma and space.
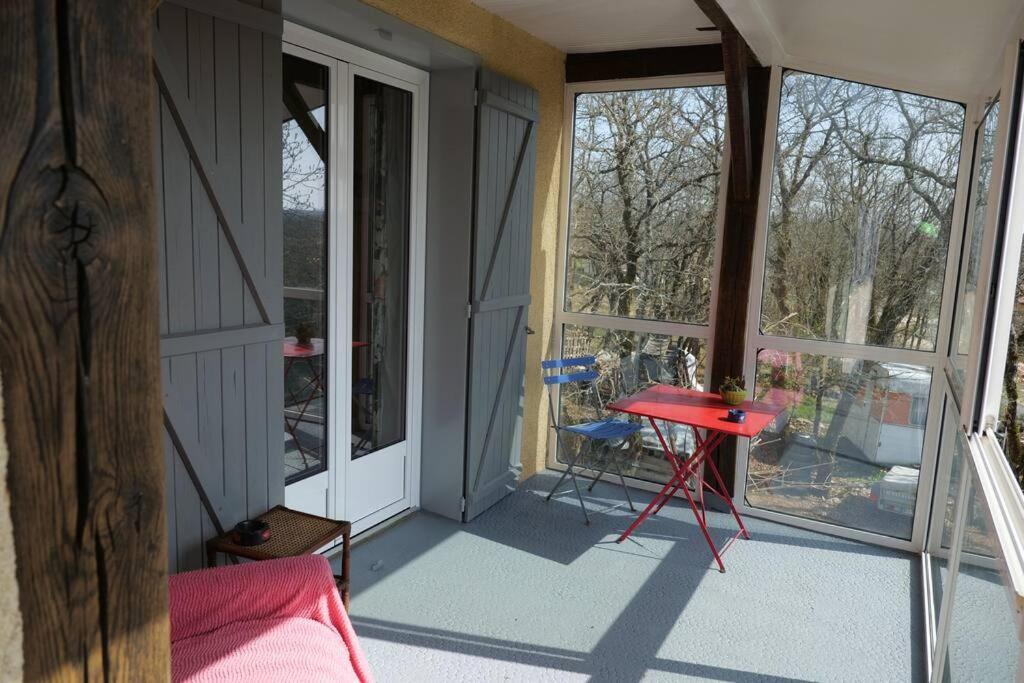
542, 356, 602, 427
541, 356, 598, 385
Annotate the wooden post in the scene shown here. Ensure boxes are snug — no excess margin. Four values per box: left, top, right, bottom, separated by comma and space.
707, 63, 770, 495
694, 0, 772, 495
0, 2, 168, 680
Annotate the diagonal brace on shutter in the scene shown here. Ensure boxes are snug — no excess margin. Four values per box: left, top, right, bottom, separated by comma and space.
152, 34, 272, 324
470, 305, 526, 496
477, 119, 534, 302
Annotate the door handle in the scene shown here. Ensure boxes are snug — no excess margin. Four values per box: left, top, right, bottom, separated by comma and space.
525, 326, 535, 335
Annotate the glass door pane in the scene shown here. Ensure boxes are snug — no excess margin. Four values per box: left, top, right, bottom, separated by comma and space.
351, 74, 413, 459
939, 472, 1019, 681
282, 53, 329, 483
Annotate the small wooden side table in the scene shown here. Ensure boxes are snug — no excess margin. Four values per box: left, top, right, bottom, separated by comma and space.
206, 505, 352, 609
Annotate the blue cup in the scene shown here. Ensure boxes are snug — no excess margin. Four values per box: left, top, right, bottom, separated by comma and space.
727, 409, 747, 423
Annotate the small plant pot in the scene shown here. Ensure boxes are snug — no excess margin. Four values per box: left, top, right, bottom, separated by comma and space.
720, 389, 747, 406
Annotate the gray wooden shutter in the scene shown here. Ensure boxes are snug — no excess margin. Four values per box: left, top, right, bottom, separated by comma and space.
464, 70, 538, 521
153, 2, 284, 572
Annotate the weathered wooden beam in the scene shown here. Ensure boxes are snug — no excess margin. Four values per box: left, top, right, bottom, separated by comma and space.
694, 0, 760, 200
283, 79, 326, 163
0, 1, 168, 679
722, 29, 752, 198
708, 66, 772, 495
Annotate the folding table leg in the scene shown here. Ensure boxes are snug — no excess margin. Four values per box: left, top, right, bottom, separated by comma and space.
703, 450, 750, 540
616, 418, 689, 543
677, 472, 727, 573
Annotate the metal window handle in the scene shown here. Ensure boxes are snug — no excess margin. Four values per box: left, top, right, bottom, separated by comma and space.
525, 326, 535, 335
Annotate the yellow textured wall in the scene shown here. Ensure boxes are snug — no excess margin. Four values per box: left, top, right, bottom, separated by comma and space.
361, 0, 565, 479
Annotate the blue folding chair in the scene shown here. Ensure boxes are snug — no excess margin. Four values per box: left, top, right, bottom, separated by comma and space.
543, 356, 639, 524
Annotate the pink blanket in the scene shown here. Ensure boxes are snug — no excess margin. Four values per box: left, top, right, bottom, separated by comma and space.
169, 555, 373, 682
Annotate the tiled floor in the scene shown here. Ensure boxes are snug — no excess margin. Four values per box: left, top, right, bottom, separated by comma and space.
336, 471, 924, 682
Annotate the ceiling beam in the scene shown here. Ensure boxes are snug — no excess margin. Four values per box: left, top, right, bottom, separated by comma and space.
565, 44, 724, 82
694, 0, 761, 199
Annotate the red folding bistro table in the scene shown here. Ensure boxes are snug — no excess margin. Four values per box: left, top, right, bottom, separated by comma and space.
608, 384, 783, 572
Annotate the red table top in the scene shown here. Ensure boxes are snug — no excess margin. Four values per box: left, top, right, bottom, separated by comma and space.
607, 384, 784, 438
283, 338, 367, 358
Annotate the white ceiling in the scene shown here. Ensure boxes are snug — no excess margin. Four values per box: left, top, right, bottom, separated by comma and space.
470, 0, 719, 54
723, 0, 1024, 100
473, 0, 1024, 100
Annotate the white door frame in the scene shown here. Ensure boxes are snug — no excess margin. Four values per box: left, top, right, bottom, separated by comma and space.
284, 22, 427, 534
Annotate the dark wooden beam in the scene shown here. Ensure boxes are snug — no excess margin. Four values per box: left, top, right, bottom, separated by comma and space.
0, 1, 168, 679
694, 0, 761, 200
283, 80, 326, 163
708, 65, 772, 496
722, 29, 752, 197
566, 44, 723, 83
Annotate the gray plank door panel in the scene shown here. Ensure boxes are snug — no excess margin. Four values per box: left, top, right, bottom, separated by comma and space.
155, 1, 284, 572
464, 69, 538, 522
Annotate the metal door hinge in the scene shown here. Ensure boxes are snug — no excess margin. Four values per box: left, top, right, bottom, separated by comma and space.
467, 303, 473, 319
460, 497, 466, 512
473, 89, 479, 106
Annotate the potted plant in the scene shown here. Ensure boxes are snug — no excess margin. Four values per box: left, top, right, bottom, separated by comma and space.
294, 323, 315, 350
720, 376, 747, 406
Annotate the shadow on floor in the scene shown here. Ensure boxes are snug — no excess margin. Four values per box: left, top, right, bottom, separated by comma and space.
341, 470, 924, 683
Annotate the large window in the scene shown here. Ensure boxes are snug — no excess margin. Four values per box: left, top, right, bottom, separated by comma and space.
565, 85, 726, 325
760, 72, 965, 350
553, 79, 727, 483
745, 70, 966, 541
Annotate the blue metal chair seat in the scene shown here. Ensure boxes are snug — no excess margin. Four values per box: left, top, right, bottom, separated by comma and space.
542, 356, 637, 524
564, 418, 643, 441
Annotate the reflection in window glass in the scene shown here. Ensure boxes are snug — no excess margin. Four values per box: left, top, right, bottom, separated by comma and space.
761, 71, 965, 350
351, 75, 412, 459
282, 54, 329, 484
941, 479, 1019, 681
950, 101, 1000, 390
558, 325, 706, 483
565, 86, 726, 325
997, 202, 1024, 487
745, 349, 932, 539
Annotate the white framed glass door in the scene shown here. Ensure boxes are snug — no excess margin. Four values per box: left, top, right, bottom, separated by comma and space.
283, 25, 427, 533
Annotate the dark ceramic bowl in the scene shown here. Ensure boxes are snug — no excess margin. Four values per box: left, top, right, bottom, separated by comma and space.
727, 409, 747, 424
231, 519, 271, 546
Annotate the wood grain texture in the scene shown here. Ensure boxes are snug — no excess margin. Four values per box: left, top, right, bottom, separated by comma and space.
709, 66, 771, 495
694, 0, 762, 200
0, 1, 168, 680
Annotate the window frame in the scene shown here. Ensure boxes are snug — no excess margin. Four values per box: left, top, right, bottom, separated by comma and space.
547, 74, 731, 491
973, 43, 1024, 435
734, 65, 976, 552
